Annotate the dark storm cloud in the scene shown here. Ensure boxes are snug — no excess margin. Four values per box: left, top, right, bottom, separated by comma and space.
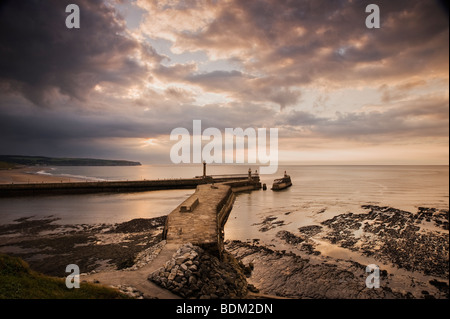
0, 0, 155, 107
177, 0, 448, 85
0, 104, 168, 159
0, 93, 281, 163
0, 98, 277, 156
0, 0, 448, 163
276, 95, 449, 140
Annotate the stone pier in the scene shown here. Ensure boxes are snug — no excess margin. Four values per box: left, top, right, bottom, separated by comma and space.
162, 183, 236, 259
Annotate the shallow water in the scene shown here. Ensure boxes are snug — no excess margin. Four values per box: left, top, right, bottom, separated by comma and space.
0, 165, 448, 245
225, 165, 449, 243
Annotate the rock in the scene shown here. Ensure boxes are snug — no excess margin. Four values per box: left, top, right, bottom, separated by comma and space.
243, 265, 252, 277
225, 233, 449, 299
322, 205, 449, 279
247, 284, 259, 293
189, 276, 197, 285
174, 275, 182, 283
175, 258, 184, 265
180, 263, 188, 271
276, 230, 306, 245
148, 243, 248, 299
168, 273, 176, 281
298, 225, 323, 237
189, 265, 198, 271
190, 252, 198, 259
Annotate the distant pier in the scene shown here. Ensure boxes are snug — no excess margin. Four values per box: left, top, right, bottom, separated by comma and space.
0, 167, 261, 197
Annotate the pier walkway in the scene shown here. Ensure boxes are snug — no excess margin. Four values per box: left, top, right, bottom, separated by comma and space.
162, 178, 261, 258
163, 184, 234, 258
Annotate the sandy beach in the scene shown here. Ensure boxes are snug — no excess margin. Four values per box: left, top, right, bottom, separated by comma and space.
0, 167, 85, 184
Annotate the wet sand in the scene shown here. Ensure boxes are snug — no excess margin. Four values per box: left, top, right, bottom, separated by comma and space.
0, 167, 85, 184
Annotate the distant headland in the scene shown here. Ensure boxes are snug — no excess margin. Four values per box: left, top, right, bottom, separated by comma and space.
0, 155, 141, 167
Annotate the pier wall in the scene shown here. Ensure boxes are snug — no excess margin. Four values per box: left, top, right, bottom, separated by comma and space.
0, 176, 261, 197
162, 179, 260, 259
0, 179, 207, 197
162, 184, 235, 258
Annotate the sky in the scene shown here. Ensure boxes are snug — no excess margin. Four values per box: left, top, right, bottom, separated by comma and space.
0, 0, 448, 166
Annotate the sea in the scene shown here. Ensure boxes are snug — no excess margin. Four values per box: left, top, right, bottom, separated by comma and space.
0, 165, 448, 245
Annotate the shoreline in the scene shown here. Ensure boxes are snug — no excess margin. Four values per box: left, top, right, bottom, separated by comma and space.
0, 166, 87, 184
0, 204, 447, 299
0, 166, 447, 299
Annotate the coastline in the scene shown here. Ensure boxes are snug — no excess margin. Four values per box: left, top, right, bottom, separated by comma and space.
0, 166, 447, 299
0, 166, 87, 184
0, 204, 448, 299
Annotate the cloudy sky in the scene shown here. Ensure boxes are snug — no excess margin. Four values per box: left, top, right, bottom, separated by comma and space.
0, 0, 448, 165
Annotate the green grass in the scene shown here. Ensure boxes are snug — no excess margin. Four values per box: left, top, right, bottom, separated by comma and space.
0, 254, 128, 299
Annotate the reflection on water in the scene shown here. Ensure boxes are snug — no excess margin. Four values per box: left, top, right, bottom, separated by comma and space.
0, 190, 193, 225
0, 166, 448, 244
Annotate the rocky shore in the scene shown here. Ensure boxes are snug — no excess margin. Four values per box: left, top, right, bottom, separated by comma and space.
0, 204, 448, 299
226, 239, 402, 299
0, 215, 167, 277
321, 205, 449, 278
148, 243, 250, 299
225, 205, 448, 299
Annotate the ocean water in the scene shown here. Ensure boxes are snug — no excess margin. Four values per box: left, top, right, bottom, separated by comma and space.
226, 165, 449, 243
0, 165, 448, 244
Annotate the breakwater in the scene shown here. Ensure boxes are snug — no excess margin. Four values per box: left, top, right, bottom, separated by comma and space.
162, 184, 236, 258
0, 175, 261, 197
161, 176, 261, 258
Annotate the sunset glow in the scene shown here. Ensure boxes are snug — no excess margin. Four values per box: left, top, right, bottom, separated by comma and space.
0, 0, 448, 165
